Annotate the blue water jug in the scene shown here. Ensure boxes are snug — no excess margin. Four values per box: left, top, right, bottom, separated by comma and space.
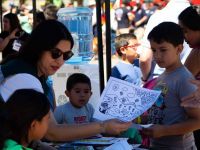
57, 7, 93, 63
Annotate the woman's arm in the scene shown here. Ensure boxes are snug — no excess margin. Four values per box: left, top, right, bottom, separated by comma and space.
45, 111, 131, 141
184, 49, 200, 77
181, 80, 200, 108
0, 29, 18, 51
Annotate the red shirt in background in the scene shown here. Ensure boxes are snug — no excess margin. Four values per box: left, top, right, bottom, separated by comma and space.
192, 0, 200, 5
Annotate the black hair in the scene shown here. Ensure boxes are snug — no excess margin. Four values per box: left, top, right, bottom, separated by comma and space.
115, 33, 137, 56
0, 89, 50, 149
66, 73, 91, 91
1, 20, 74, 66
178, 6, 200, 31
19, 20, 74, 66
148, 22, 184, 46
35, 11, 46, 26
3, 13, 22, 32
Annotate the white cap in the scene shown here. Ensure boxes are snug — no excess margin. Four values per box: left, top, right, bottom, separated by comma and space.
0, 73, 44, 102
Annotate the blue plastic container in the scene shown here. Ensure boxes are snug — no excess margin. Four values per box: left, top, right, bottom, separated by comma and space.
57, 7, 93, 64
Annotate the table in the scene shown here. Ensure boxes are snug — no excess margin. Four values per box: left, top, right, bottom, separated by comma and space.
51, 137, 149, 150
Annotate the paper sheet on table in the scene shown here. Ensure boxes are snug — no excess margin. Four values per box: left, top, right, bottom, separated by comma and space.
72, 137, 127, 145
93, 77, 161, 122
104, 140, 132, 150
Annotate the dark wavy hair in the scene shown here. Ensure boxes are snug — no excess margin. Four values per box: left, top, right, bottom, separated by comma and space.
178, 6, 200, 31
0, 89, 50, 149
1, 20, 74, 66
3, 13, 22, 32
19, 20, 74, 66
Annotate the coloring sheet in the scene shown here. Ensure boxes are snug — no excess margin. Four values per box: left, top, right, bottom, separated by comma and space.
93, 77, 161, 122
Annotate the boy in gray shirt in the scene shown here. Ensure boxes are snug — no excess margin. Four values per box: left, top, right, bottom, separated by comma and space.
54, 73, 94, 124
141, 22, 200, 149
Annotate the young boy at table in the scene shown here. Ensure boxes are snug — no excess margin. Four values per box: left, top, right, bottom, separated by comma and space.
54, 73, 142, 143
54, 73, 95, 124
111, 33, 142, 86
141, 22, 200, 149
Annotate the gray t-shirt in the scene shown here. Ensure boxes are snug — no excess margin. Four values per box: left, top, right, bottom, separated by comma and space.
54, 102, 95, 124
148, 66, 197, 149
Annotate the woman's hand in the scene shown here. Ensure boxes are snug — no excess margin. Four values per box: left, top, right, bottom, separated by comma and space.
181, 80, 200, 108
102, 119, 132, 135
8, 28, 19, 40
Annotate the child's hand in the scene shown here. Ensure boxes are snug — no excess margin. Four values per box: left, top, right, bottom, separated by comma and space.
141, 124, 165, 138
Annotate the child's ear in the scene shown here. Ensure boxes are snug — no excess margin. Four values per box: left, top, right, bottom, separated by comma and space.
120, 47, 126, 54
30, 120, 37, 131
177, 44, 183, 54
65, 90, 70, 97
90, 91, 93, 97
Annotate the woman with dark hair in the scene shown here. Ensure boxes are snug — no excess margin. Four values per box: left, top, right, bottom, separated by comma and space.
0, 89, 50, 150
178, 5, 200, 149
0, 13, 30, 59
0, 20, 131, 143
178, 6, 200, 80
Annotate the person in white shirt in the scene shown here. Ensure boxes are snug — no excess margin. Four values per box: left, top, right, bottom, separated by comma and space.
138, 0, 191, 82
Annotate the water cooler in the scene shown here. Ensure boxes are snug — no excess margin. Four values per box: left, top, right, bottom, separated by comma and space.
57, 7, 93, 63
52, 7, 100, 107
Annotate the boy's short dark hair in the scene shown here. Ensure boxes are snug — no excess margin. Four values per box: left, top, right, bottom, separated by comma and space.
115, 33, 137, 56
66, 73, 91, 91
148, 22, 184, 46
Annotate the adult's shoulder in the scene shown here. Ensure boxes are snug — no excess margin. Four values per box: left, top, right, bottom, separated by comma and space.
1, 59, 37, 78
0, 73, 43, 102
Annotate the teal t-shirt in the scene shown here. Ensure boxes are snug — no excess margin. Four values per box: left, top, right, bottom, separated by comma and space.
3, 139, 32, 150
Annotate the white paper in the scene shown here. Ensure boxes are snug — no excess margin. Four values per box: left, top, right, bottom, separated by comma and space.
72, 137, 127, 145
93, 77, 161, 122
131, 123, 153, 130
104, 140, 132, 150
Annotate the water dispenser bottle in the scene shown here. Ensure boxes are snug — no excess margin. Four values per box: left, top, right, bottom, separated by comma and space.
57, 7, 93, 63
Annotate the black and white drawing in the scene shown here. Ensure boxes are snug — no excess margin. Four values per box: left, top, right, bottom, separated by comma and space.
94, 77, 161, 122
